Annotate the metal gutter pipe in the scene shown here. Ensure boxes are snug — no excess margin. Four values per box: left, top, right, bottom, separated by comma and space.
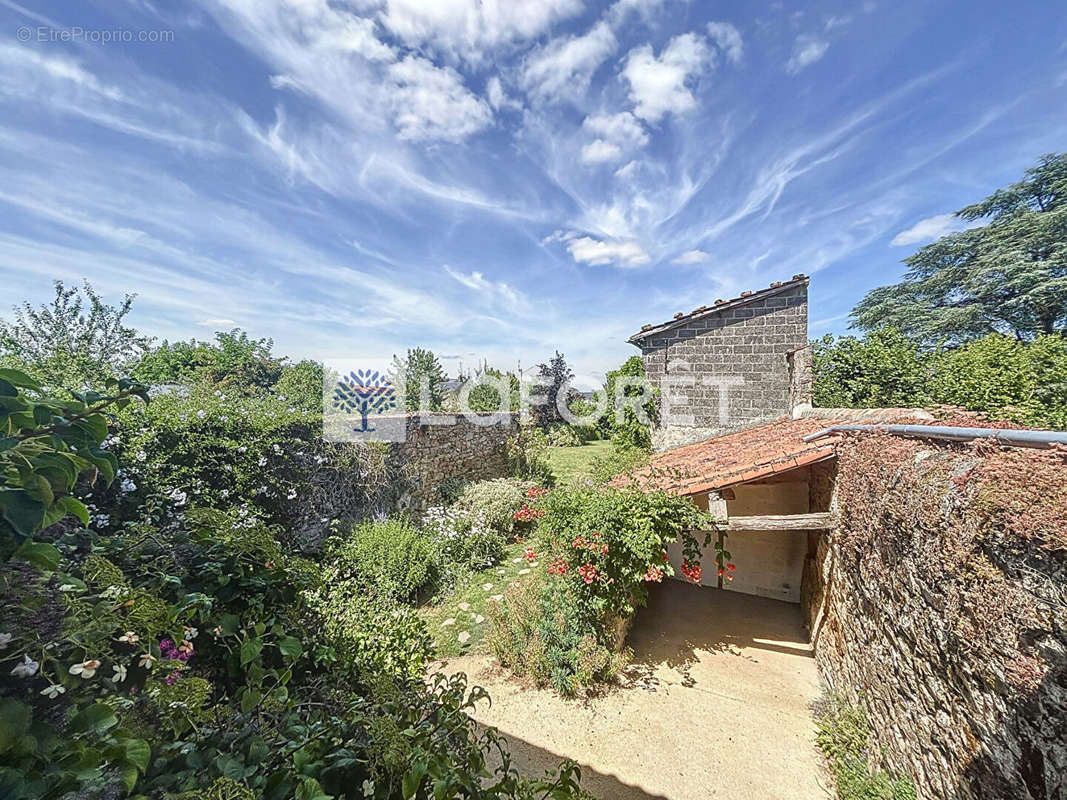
801, 424, 1067, 449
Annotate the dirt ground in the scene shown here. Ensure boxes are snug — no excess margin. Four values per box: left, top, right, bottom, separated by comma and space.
439, 580, 830, 800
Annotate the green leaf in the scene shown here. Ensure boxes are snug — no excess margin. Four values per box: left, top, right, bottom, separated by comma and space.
0, 490, 45, 538
123, 738, 151, 772
0, 699, 32, 754
14, 540, 60, 571
240, 690, 262, 714
77, 414, 109, 444
56, 496, 90, 526
240, 637, 264, 666
69, 704, 119, 736
276, 636, 303, 658
0, 368, 40, 390
402, 759, 427, 800
219, 613, 241, 635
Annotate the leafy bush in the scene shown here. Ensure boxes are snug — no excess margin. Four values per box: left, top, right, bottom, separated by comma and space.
812, 328, 930, 409
330, 517, 439, 603
546, 425, 584, 447
423, 505, 506, 576
600, 357, 656, 451
487, 485, 713, 693
0, 376, 590, 800
455, 478, 528, 536
589, 444, 650, 485
815, 694, 916, 800
435, 476, 469, 505
507, 426, 554, 485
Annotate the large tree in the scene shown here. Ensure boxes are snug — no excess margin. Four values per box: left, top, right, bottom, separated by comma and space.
534, 350, 574, 426
851, 153, 1067, 345
390, 347, 447, 412
0, 280, 152, 389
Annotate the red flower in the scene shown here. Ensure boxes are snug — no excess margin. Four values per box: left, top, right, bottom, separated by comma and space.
643, 566, 664, 583
548, 559, 569, 576
522, 548, 537, 561
726, 563, 736, 572
601, 544, 609, 554
681, 560, 702, 583
527, 487, 549, 499
572, 535, 587, 549
661, 551, 669, 562
577, 563, 599, 584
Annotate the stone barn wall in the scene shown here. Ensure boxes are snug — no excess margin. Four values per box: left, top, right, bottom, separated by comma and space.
633, 279, 810, 450
390, 413, 519, 509
808, 434, 1067, 800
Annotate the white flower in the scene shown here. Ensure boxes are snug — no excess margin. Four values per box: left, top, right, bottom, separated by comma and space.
278, 395, 287, 402
168, 488, 188, 506
258, 457, 267, 467
59, 584, 78, 593
69, 659, 101, 679
40, 683, 66, 699
214, 390, 221, 397
237, 446, 247, 453
287, 489, 297, 500
196, 409, 207, 419
183, 625, 198, 640
138, 653, 157, 669
220, 489, 230, 498
120, 478, 137, 493
0, 632, 12, 648
12, 654, 39, 678
219, 415, 229, 423
118, 631, 140, 644
112, 664, 127, 683
136, 450, 147, 462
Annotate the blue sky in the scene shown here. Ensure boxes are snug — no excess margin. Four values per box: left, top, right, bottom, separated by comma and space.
1, 0, 1065, 383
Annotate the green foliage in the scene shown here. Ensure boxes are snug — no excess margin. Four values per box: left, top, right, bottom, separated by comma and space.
273, 359, 326, 412
0, 281, 152, 390
390, 348, 447, 412
133, 330, 285, 395
0, 369, 148, 555
601, 357, 655, 451
812, 328, 930, 408
330, 517, 439, 603
815, 694, 916, 800
461, 364, 520, 413
454, 478, 527, 536
488, 486, 712, 693
507, 427, 554, 485
546, 424, 584, 447
534, 351, 574, 427
423, 505, 508, 576
588, 444, 650, 485
852, 153, 1067, 344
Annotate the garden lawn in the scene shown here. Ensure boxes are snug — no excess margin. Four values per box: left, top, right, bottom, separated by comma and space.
547, 439, 614, 484
421, 541, 534, 657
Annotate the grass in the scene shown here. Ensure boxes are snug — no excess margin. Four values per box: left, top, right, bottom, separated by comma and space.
547, 439, 614, 484
420, 541, 533, 657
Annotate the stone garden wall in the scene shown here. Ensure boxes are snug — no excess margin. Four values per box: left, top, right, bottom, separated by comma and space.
390, 413, 519, 509
808, 434, 1067, 800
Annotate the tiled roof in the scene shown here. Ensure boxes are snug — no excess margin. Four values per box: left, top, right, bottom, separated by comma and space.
628, 274, 809, 344
613, 409, 936, 496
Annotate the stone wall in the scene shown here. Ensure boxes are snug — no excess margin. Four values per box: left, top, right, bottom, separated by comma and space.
636, 281, 809, 451
808, 434, 1067, 800
390, 413, 519, 509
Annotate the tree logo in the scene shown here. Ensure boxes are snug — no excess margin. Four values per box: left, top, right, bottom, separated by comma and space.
331, 369, 397, 432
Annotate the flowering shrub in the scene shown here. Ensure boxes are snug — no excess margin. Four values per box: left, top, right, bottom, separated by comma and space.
423, 504, 507, 577
487, 485, 715, 693
329, 516, 439, 603
0, 377, 590, 800
455, 478, 529, 536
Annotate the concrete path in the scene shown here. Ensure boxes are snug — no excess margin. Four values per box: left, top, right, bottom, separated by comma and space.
441, 581, 829, 800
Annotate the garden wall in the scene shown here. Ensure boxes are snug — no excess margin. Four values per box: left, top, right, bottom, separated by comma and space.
809, 434, 1067, 800
390, 413, 519, 509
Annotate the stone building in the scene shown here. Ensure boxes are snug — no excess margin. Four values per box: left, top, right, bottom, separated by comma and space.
628, 274, 812, 451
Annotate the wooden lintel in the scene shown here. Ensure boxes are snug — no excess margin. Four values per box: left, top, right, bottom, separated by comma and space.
725, 512, 834, 531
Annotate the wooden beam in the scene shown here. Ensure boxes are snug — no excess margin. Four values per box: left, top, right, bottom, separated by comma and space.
725, 512, 834, 531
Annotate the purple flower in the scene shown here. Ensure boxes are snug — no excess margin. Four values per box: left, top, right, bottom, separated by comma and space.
165, 672, 180, 685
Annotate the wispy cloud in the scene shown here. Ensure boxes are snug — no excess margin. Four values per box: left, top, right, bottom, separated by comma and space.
672, 249, 710, 264
786, 35, 829, 74
890, 212, 977, 246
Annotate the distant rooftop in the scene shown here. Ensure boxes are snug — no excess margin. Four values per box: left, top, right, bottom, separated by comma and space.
628, 274, 809, 344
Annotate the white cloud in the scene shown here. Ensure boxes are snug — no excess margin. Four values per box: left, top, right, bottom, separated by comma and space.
547, 231, 651, 267
621, 33, 713, 123
579, 111, 649, 165
521, 21, 617, 103
786, 35, 829, 74
387, 56, 492, 142
890, 213, 963, 246
485, 75, 520, 111
671, 249, 710, 264
198, 318, 237, 326
378, 0, 583, 63
706, 22, 743, 64
444, 266, 522, 307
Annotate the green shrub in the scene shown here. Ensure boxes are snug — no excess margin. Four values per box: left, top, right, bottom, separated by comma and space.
423, 505, 507, 577
815, 694, 916, 800
330, 517, 438, 603
435, 476, 469, 505
589, 444, 650, 485
507, 426, 554, 485
455, 478, 528, 536
547, 424, 584, 447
